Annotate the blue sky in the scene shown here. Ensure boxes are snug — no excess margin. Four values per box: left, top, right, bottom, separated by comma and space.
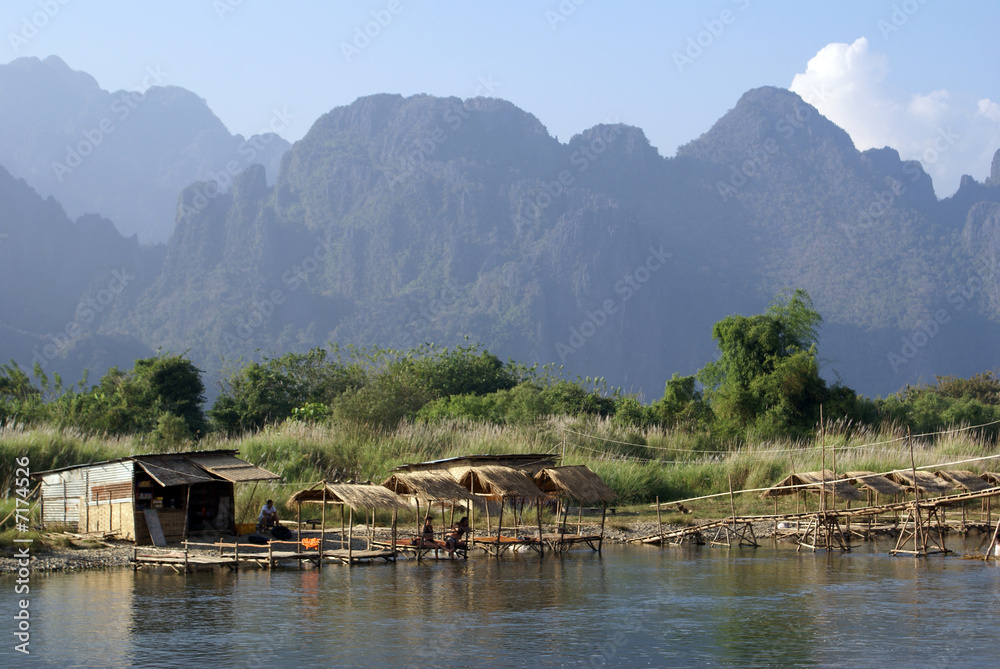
3, 0, 999, 196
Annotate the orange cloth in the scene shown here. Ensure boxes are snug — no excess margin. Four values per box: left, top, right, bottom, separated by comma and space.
301, 538, 320, 550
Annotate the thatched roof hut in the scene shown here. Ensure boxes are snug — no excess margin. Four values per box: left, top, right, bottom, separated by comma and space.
394, 454, 558, 477
762, 470, 864, 501
936, 470, 994, 492
982, 472, 1000, 486
381, 470, 478, 506
533, 466, 617, 504
843, 471, 907, 496
886, 470, 954, 495
288, 482, 409, 512
455, 465, 546, 501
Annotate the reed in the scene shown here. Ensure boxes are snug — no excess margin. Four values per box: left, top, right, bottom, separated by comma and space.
4, 416, 998, 517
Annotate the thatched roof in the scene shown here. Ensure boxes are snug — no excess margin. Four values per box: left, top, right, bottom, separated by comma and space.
762, 470, 864, 501
983, 472, 1000, 485
288, 482, 409, 511
844, 471, 907, 496
455, 465, 546, 500
886, 470, 954, 495
381, 470, 479, 505
533, 466, 617, 504
936, 470, 994, 492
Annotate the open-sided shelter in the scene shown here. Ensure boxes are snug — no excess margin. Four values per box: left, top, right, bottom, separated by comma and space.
935, 470, 994, 492
455, 465, 548, 555
287, 481, 409, 561
381, 470, 480, 549
533, 465, 617, 551
886, 470, 954, 495
762, 470, 864, 503
394, 454, 558, 478
33, 450, 280, 544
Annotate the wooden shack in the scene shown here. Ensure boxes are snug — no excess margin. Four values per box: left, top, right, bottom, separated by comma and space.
33, 450, 279, 544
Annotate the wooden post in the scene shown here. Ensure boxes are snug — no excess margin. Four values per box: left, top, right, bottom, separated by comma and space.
341, 503, 346, 550
85, 471, 90, 532
183, 485, 191, 541
496, 496, 504, 555
391, 507, 398, 555
577, 503, 584, 536
348, 507, 354, 562
415, 499, 422, 561
296, 501, 302, 544
320, 486, 327, 568
536, 502, 544, 557
656, 496, 663, 541
599, 504, 607, 553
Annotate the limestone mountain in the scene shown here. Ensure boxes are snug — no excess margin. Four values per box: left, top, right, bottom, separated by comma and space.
0, 56, 290, 242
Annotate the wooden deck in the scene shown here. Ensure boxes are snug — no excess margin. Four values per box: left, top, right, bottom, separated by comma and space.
540, 533, 604, 552
132, 540, 397, 571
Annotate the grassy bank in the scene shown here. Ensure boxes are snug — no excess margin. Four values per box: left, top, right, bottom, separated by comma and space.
3, 417, 998, 525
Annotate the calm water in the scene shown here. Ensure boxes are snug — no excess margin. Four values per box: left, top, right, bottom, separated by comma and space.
4, 539, 1000, 668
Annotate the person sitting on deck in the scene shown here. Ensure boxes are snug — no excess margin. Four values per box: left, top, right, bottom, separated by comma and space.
420, 516, 437, 547
444, 517, 470, 558
259, 500, 279, 531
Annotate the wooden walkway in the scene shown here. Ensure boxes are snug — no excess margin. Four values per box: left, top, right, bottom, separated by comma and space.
635, 485, 1000, 546
133, 540, 396, 572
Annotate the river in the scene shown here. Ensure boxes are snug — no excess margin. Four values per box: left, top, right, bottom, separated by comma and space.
3, 539, 1000, 668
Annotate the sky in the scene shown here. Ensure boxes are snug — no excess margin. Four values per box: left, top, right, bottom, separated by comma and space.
3, 0, 999, 197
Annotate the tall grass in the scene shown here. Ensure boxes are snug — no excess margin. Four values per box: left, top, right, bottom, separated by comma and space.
4, 416, 998, 520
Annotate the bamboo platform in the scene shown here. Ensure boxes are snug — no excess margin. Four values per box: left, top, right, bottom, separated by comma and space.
540, 533, 603, 552
471, 535, 542, 557
372, 538, 468, 560
132, 539, 398, 571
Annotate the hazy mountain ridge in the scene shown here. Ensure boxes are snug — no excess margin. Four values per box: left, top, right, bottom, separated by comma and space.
5, 71, 1000, 398
0, 56, 290, 243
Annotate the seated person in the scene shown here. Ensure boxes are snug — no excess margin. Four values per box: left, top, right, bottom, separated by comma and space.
420, 516, 437, 547
258, 500, 279, 530
444, 517, 470, 557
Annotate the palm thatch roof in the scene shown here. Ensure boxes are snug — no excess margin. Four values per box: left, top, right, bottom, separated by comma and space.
982, 472, 1000, 485
762, 470, 864, 501
885, 470, 954, 495
455, 465, 546, 500
533, 466, 617, 504
381, 470, 479, 506
288, 482, 409, 511
843, 471, 907, 496
935, 470, 994, 492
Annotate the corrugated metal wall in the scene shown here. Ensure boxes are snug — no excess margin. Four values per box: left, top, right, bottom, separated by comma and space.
41, 461, 134, 529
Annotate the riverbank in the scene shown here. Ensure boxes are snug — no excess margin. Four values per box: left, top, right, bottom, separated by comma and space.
0, 518, 784, 574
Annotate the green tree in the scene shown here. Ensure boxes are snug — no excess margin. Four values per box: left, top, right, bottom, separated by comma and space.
698, 289, 836, 438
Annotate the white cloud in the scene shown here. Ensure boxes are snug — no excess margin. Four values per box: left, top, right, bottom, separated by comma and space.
790, 37, 1000, 197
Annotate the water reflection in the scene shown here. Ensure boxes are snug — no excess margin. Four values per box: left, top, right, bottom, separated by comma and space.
5, 539, 1000, 668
